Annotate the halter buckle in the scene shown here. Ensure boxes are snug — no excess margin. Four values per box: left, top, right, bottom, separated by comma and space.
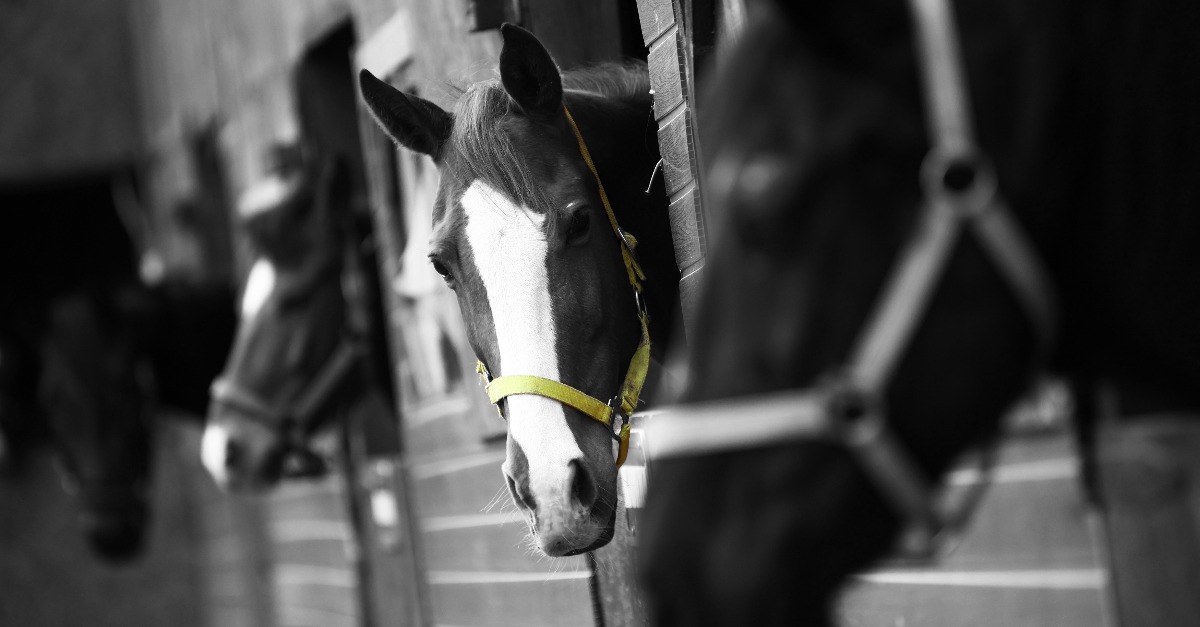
821, 379, 886, 443
607, 396, 630, 440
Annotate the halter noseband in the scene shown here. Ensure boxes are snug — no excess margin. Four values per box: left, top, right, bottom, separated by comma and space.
474, 105, 653, 469
644, 0, 1058, 557
210, 336, 365, 454
209, 157, 370, 464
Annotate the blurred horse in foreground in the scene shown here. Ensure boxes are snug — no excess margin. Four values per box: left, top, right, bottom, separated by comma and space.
641, 0, 1200, 624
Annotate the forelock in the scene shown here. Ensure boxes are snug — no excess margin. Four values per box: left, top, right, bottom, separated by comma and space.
448, 80, 548, 213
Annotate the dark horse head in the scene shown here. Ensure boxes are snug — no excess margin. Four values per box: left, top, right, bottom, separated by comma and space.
2, 174, 235, 563
360, 24, 677, 555
202, 143, 363, 491
37, 280, 235, 562
38, 287, 154, 561
641, 0, 1200, 624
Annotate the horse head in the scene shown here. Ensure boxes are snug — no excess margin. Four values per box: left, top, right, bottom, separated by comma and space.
39, 286, 158, 562
361, 24, 674, 555
202, 143, 356, 491
640, 2, 1071, 623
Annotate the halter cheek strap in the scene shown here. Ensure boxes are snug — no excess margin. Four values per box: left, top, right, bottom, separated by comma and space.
474, 105, 653, 469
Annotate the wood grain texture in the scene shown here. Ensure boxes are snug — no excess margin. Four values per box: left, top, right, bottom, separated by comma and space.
427, 578, 595, 627
637, 0, 677, 45
647, 28, 684, 119
657, 111, 696, 197
668, 184, 703, 269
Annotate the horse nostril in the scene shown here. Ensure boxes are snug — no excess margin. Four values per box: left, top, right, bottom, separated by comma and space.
505, 470, 538, 513
224, 438, 242, 469
569, 458, 596, 511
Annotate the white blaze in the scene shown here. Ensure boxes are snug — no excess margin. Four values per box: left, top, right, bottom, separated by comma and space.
460, 180, 581, 503
200, 423, 231, 486
241, 259, 277, 318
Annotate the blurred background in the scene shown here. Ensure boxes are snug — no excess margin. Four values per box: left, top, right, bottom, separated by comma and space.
0, 1, 1104, 626
0, 1, 653, 626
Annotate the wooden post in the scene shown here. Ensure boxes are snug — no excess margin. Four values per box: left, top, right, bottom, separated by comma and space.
637, 0, 708, 338
1096, 417, 1200, 627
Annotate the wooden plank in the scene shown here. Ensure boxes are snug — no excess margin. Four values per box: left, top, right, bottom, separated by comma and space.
678, 266, 705, 341
836, 431, 1112, 626
668, 184, 703, 270
427, 578, 594, 627
410, 451, 508, 519
420, 522, 590, 574
1096, 420, 1200, 627
647, 30, 684, 119
637, 0, 677, 45
274, 578, 358, 615
840, 584, 1105, 627
657, 110, 696, 198
591, 500, 650, 627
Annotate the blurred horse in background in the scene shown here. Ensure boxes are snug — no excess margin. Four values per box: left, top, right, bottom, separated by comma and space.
360, 24, 679, 555
40, 280, 234, 560
1, 177, 236, 562
202, 143, 391, 491
641, 0, 1200, 624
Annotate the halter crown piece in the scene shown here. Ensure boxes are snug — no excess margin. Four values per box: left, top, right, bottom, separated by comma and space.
474, 105, 651, 468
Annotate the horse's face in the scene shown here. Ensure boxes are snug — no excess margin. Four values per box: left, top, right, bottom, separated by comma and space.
643, 5, 1039, 620
39, 289, 155, 562
202, 164, 345, 491
361, 25, 638, 555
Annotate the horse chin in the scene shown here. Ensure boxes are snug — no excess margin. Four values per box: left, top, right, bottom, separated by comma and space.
80, 496, 149, 563
560, 504, 617, 556
534, 494, 618, 557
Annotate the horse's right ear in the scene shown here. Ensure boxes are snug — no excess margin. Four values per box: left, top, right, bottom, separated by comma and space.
359, 70, 452, 159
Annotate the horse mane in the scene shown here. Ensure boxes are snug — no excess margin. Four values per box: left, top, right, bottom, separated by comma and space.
446, 62, 649, 215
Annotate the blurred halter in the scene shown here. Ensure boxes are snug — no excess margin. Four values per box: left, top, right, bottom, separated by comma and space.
644, 0, 1058, 558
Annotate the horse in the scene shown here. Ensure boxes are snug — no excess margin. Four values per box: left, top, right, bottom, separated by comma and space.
38, 280, 235, 561
638, 0, 1200, 624
359, 23, 679, 555
2, 175, 236, 561
201, 142, 390, 491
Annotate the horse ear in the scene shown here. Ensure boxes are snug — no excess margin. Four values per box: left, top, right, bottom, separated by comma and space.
359, 70, 452, 159
499, 23, 563, 120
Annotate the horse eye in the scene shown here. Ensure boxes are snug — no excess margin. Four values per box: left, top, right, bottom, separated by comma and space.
430, 258, 454, 282
566, 210, 591, 244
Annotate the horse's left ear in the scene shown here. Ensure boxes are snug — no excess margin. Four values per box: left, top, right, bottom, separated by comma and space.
499, 23, 563, 121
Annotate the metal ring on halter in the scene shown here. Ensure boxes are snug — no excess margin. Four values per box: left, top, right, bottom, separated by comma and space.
824, 382, 887, 446
607, 396, 630, 440
920, 149, 999, 217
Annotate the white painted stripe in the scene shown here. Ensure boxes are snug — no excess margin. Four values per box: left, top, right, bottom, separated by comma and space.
947, 457, 1078, 486
426, 570, 592, 585
619, 465, 648, 509
421, 511, 526, 532
271, 520, 351, 544
406, 395, 475, 428
409, 450, 506, 480
461, 179, 581, 498
274, 565, 356, 588
855, 568, 1106, 590
270, 477, 344, 501
277, 606, 356, 627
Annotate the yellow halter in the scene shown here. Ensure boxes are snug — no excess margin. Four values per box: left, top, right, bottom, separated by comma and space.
475, 105, 652, 468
